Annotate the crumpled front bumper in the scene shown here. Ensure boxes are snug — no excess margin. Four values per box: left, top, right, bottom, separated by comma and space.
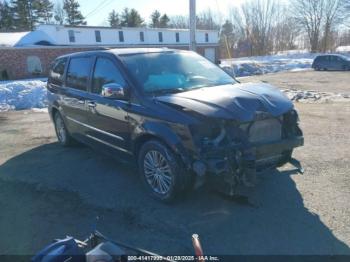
193, 135, 304, 177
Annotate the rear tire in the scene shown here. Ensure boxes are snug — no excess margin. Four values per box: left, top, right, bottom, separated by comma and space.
53, 112, 74, 147
138, 140, 188, 203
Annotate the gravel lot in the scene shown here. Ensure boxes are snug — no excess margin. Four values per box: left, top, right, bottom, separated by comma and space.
0, 70, 349, 256
241, 70, 350, 94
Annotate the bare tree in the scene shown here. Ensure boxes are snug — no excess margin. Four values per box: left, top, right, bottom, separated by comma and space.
240, 0, 278, 55
292, 0, 325, 52
321, 0, 347, 51
54, 1, 66, 25
273, 5, 300, 52
169, 15, 188, 29
196, 8, 220, 30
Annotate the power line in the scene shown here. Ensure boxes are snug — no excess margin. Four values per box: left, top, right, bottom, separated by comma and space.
85, 0, 115, 18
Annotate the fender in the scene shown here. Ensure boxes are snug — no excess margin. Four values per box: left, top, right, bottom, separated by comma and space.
132, 121, 192, 168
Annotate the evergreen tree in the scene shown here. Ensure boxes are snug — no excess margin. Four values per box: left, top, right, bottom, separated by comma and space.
0, 0, 14, 31
159, 14, 169, 28
32, 0, 54, 24
63, 0, 85, 25
108, 9, 119, 28
150, 10, 160, 28
10, 0, 33, 30
120, 8, 143, 27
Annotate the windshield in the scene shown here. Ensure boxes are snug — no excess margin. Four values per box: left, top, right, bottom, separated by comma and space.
339, 54, 350, 61
119, 51, 236, 95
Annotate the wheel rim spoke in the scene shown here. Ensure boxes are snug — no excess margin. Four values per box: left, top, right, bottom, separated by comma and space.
144, 150, 173, 194
56, 117, 66, 142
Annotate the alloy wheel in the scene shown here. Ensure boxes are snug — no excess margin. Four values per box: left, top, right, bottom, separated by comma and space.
143, 150, 173, 195
55, 115, 66, 143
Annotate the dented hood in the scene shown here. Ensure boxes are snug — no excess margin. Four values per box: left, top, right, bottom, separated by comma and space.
156, 82, 293, 122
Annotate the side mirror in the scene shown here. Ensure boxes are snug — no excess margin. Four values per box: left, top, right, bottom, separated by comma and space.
101, 83, 126, 99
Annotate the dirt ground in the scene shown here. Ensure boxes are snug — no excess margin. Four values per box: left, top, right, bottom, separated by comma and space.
240, 70, 350, 94
0, 70, 350, 256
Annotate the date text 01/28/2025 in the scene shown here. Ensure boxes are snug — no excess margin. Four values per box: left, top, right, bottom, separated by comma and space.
127, 255, 220, 261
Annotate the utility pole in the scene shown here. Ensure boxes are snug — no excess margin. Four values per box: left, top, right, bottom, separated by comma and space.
189, 0, 196, 51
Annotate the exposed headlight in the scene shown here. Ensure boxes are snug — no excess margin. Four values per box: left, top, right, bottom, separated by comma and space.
190, 124, 226, 146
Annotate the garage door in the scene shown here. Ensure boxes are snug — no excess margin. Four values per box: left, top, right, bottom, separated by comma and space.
204, 48, 215, 62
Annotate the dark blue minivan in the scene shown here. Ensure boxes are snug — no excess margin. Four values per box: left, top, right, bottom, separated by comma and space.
312, 54, 350, 71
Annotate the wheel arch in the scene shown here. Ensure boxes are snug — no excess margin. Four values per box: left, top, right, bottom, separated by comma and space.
132, 123, 192, 168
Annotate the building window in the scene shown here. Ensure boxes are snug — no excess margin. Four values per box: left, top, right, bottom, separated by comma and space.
158, 32, 163, 42
68, 30, 75, 43
175, 32, 180, 43
27, 56, 43, 75
205, 33, 209, 42
95, 30, 101, 42
119, 31, 124, 42
139, 31, 144, 42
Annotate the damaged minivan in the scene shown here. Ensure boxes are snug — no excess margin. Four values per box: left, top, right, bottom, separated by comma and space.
47, 48, 304, 202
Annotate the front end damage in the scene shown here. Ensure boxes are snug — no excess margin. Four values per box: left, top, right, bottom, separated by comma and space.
190, 109, 304, 195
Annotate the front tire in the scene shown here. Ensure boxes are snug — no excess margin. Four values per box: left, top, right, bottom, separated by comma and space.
53, 112, 74, 147
138, 140, 186, 203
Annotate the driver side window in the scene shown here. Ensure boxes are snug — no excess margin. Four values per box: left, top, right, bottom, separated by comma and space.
92, 57, 126, 95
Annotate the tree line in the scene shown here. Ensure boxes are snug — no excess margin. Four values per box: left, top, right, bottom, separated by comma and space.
0, 0, 85, 30
1, 0, 350, 56
220, 0, 350, 57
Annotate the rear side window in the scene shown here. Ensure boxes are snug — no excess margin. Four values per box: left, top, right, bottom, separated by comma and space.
49, 57, 67, 86
92, 57, 126, 94
66, 57, 93, 91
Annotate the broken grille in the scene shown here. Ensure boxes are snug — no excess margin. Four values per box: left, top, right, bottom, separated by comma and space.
241, 118, 282, 144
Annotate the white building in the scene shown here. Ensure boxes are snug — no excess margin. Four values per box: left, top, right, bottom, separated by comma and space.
0, 24, 220, 79
1, 24, 219, 62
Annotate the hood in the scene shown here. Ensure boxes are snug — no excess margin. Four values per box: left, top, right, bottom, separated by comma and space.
155, 82, 293, 122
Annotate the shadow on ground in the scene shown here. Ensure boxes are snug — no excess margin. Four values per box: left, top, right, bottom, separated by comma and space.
0, 142, 349, 255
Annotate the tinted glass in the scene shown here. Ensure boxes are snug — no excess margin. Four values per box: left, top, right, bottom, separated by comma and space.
316, 56, 326, 62
120, 51, 235, 95
333, 56, 343, 62
158, 32, 163, 42
49, 57, 67, 86
66, 57, 93, 91
92, 58, 126, 95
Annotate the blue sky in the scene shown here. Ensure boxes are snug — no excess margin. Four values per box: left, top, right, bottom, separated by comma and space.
68, 0, 246, 26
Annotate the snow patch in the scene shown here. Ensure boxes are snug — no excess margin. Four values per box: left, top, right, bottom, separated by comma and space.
221, 52, 317, 77
282, 89, 350, 103
0, 79, 48, 112
221, 51, 349, 77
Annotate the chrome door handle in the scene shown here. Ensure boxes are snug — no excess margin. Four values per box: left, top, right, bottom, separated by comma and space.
87, 101, 96, 108
78, 100, 85, 104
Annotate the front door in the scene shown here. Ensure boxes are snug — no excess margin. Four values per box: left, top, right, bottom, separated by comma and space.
85, 56, 131, 154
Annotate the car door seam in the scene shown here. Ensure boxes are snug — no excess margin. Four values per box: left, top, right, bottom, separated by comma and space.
66, 116, 124, 141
